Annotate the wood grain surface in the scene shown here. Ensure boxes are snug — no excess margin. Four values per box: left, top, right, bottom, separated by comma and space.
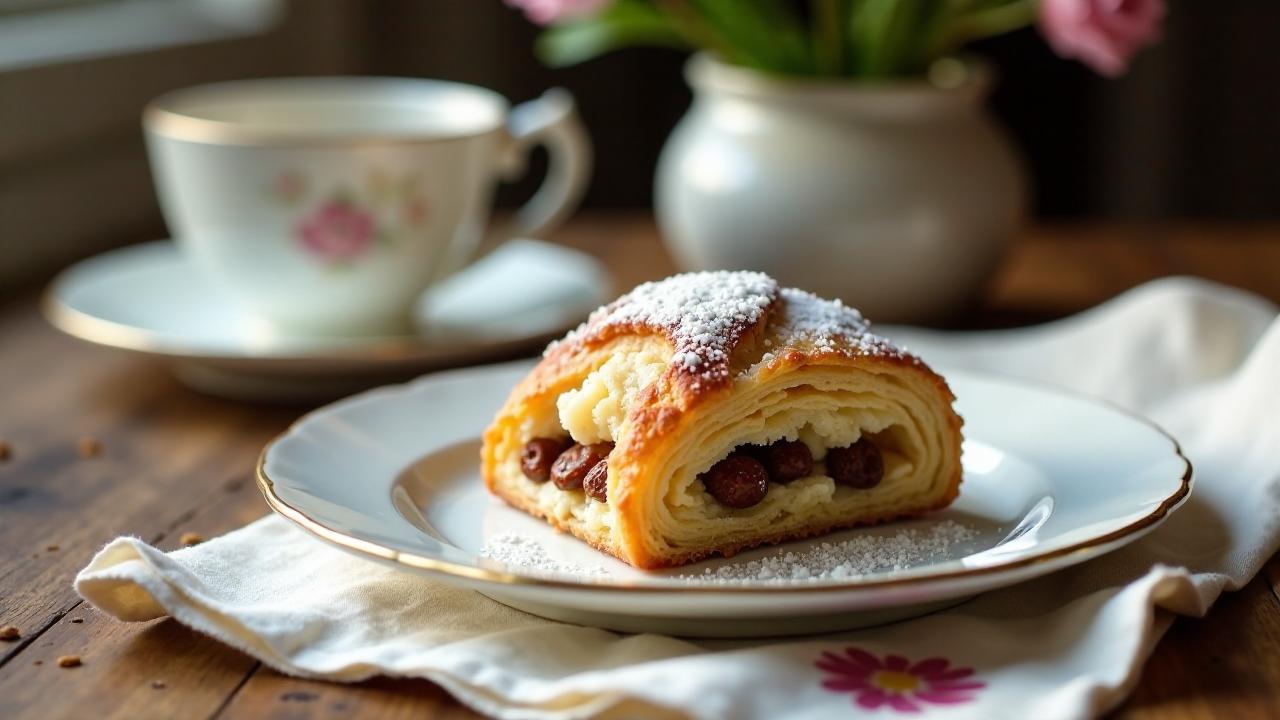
1, 214, 1278, 719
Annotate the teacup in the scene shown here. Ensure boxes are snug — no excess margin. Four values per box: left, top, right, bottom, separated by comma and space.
144, 76, 590, 337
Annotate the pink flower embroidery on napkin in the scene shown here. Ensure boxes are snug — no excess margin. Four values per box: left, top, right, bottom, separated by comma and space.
817, 647, 985, 712
296, 199, 376, 264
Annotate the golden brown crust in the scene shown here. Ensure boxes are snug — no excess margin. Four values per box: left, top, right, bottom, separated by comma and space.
539, 274, 776, 414
481, 272, 964, 570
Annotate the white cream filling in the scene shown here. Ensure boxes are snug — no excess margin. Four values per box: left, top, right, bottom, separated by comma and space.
557, 346, 667, 445
527, 348, 669, 536
530, 478, 616, 531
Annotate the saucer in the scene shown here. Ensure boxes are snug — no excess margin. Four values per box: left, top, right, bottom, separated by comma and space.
44, 240, 611, 401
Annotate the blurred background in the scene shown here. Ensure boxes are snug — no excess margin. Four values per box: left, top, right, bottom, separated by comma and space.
2, 0, 1277, 291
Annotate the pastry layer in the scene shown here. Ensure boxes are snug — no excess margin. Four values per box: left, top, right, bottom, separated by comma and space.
481, 273, 963, 568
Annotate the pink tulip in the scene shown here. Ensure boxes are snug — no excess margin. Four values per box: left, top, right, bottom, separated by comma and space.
1039, 0, 1165, 77
506, 0, 609, 25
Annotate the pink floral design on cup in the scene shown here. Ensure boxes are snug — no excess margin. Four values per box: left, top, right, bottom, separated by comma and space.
817, 646, 985, 712
296, 199, 376, 265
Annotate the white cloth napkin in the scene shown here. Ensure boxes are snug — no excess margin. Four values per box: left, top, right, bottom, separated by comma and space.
76, 277, 1280, 719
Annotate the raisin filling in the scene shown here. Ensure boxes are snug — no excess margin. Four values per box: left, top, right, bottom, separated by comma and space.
550, 442, 614, 491
826, 439, 884, 489
522, 437, 614, 502
520, 437, 573, 483
582, 461, 609, 503
700, 453, 769, 508
699, 438, 885, 508
756, 440, 814, 482
521, 435, 884, 510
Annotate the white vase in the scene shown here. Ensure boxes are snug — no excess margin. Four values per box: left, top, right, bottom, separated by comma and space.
656, 55, 1026, 323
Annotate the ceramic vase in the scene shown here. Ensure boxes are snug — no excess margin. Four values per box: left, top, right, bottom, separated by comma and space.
656, 55, 1026, 323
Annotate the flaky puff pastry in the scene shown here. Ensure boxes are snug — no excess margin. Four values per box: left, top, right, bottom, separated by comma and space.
481, 271, 963, 569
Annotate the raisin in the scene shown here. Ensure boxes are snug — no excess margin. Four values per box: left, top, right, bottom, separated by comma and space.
551, 442, 613, 490
583, 461, 608, 503
520, 437, 572, 482
701, 454, 769, 508
827, 439, 884, 489
762, 439, 813, 482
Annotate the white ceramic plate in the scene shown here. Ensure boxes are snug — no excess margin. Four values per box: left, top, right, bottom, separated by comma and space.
258, 362, 1191, 637
43, 240, 610, 401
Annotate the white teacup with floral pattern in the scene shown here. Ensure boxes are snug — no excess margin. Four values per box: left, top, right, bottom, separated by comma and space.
144, 77, 591, 337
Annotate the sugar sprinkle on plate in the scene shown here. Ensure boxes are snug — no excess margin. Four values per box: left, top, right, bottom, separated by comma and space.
480, 521, 979, 586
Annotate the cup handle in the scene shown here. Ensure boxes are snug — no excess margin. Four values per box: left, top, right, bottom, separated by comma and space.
432, 89, 590, 282
499, 88, 592, 239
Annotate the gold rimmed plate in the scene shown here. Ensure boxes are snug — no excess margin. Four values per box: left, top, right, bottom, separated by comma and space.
257, 361, 1190, 637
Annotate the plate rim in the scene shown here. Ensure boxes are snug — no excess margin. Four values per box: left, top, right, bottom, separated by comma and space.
41, 241, 609, 364
255, 364, 1193, 595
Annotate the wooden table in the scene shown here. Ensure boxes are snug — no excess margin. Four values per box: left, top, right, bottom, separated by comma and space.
2, 215, 1279, 719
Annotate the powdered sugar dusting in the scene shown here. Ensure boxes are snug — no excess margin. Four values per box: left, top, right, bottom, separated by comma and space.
480, 521, 979, 585
774, 287, 905, 359
552, 271, 778, 384
547, 272, 916, 384
677, 521, 977, 585
480, 534, 610, 577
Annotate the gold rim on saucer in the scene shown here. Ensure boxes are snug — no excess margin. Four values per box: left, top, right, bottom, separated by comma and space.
40, 242, 605, 366
41, 285, 505, 364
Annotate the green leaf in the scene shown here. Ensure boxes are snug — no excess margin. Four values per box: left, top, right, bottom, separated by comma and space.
534, 0, 1034, 78
691, 0, 813, 74
927, 0, 1037, 58
536, 1, 687, 67
850, 0, 947, 77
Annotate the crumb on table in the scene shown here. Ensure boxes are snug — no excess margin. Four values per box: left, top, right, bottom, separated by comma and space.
77, 437, 103, 458
0, 625, 20, 641
57, 655, 81, 668
179, 532, 204, 547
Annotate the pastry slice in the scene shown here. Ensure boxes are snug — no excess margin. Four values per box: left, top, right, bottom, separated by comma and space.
481, 271, 963, 569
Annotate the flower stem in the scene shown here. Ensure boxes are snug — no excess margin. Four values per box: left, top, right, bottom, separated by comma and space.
929, 0, 1038, 57
812, 0, 847, 76
653, 0, 745, 66
851, 0, 940, 78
